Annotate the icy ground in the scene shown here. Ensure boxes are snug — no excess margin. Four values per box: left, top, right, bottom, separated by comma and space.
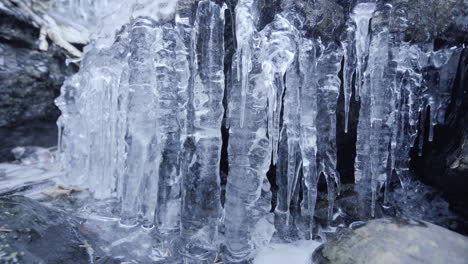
0, 148, 320, 263
0, 147, 464, 263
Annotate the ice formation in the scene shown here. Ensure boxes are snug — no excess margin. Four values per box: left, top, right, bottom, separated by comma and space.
56, 0, 465, 262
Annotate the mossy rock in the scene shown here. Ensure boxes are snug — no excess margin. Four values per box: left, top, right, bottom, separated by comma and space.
390, 0, 467, 44
313, 217, 468, 264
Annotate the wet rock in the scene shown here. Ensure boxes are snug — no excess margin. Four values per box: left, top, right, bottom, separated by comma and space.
0, 196, 90, 264
312, 217, 468, 264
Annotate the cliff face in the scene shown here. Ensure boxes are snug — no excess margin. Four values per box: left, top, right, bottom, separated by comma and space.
0, 5, 77, 161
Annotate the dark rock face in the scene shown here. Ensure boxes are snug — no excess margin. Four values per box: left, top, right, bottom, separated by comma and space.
0, 196, 89, 264
411, 50, 468, 230
0, 6, 77, 162
313, 217, 468, 264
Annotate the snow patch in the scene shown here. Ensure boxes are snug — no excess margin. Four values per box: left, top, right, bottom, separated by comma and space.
254, 240, 322, 264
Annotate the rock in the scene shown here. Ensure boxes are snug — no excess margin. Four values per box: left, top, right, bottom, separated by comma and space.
411, 49, 468, 234
0, 5, 77, 162
41, 185, 82, 199
312, 217, 468, 264
0, 195, 90, 263
391, 0, 467, 45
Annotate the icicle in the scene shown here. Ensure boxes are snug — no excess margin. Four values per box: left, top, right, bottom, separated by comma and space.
341, 21, 356, 133
235, 0, 255, 128
355, 5, 393, 218
425, 47, 463, 143
325, 175, 336, 224
120, 17, 158, 226
315, 40, 342, 224
260, 15, 296, 164
298, 38, 318, 238
418, 108, 426, 157
56, 117, 63, 153
350, 3, 375, 100
275, 37, 301, 238
370, 178, 377, 218
428, 120, 435, 142
224, 40, 273, 264
239, 46, 251, 128
53, 0, 467, 255
224, 10, 297, 262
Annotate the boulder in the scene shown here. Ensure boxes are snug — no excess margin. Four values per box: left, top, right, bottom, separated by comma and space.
313, 217, 468, 264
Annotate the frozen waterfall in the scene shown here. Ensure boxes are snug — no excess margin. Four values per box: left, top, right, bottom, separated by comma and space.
55, 0, 465, 262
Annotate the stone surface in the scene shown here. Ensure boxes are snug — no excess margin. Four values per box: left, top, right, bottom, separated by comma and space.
0, 195, 90, 264
313, 217, 468, 264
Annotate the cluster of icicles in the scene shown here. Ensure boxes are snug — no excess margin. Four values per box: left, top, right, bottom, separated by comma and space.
56, 0, 463, 262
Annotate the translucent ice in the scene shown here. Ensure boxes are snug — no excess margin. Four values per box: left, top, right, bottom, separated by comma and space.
54, 0, 466, 261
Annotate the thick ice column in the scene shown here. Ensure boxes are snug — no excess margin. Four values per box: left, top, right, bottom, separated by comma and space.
352, 2, 376, 186
151, 2, 194, 233
225, 13, 296, 262
224, 32, 272, 264
355, 6, 393, 217
298, 39, 319, 238
180, 0, 225, 259
315, 41, 343, 223
152, 21, 183, 232
120, 17, 159, 227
